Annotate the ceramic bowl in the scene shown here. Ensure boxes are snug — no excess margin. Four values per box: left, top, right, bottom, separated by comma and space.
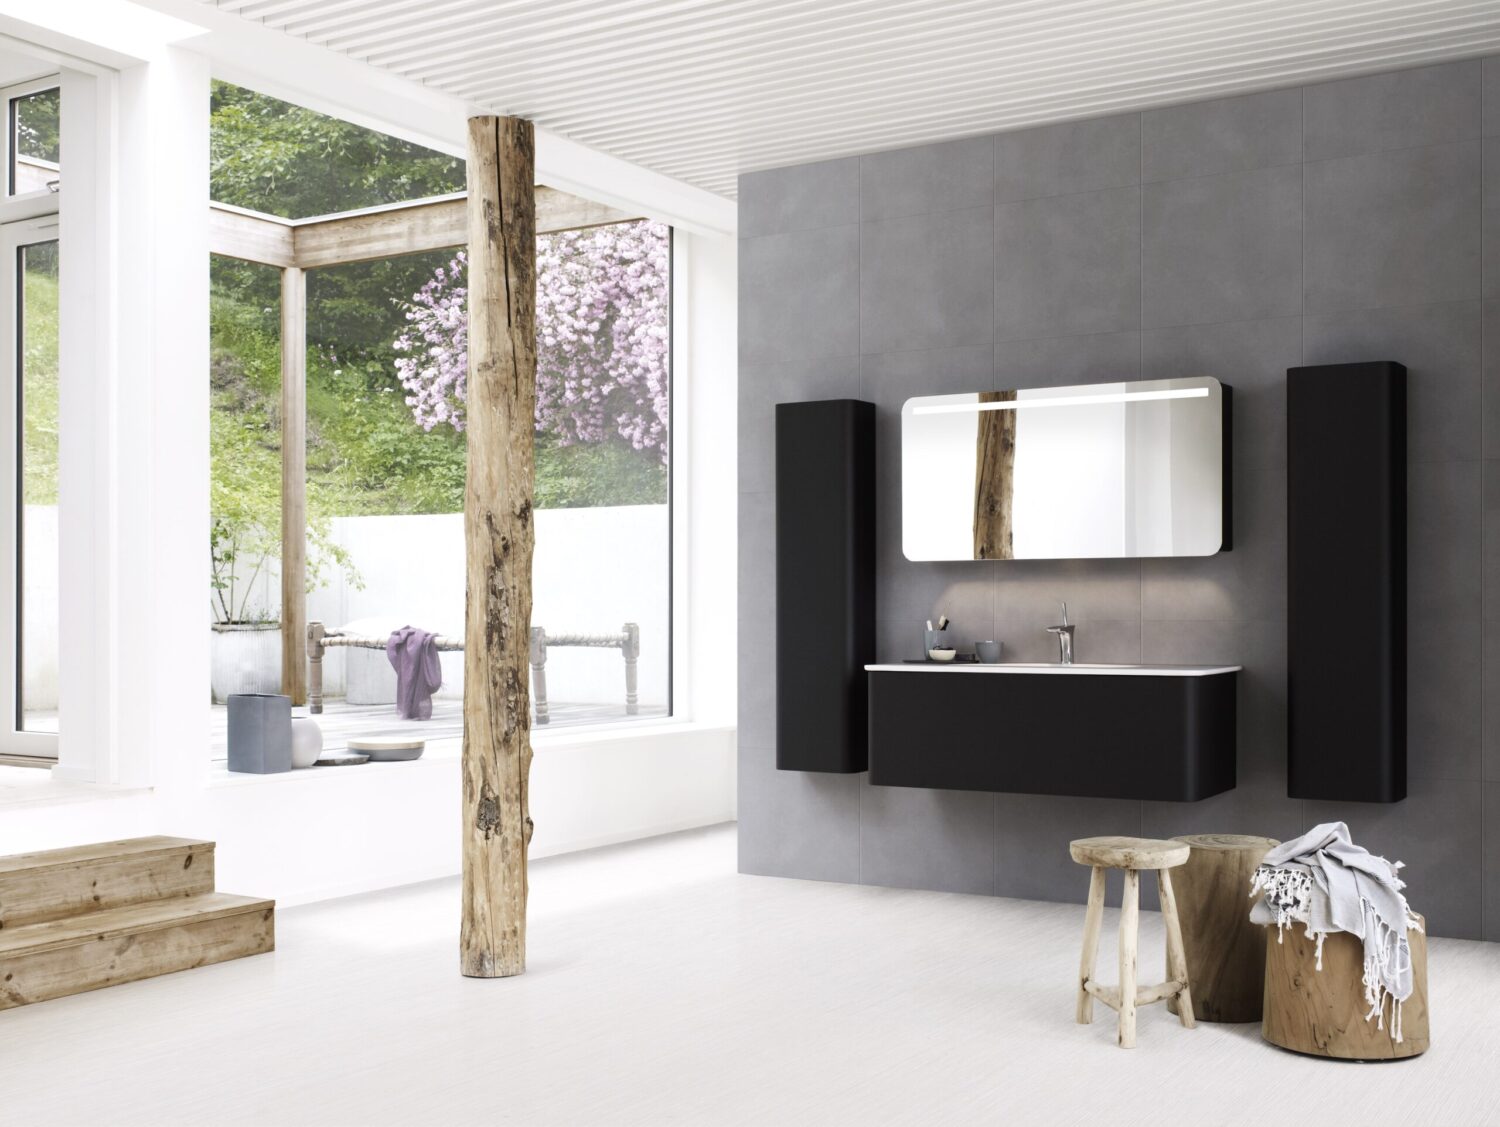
347, 737, 426, 762
926, 648, 957, 663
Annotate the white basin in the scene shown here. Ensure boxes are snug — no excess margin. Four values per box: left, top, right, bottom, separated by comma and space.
865, 662, 1241, 677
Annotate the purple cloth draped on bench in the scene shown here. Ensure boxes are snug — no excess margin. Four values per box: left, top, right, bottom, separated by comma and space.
386, 626, 443, 720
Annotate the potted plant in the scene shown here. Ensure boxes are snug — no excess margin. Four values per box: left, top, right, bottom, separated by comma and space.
210, 515, 282, 704
210, 404, 359, 704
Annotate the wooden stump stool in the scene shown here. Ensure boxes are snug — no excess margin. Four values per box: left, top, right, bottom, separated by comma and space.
1070, 836, 1194, 1049
1262, 913, 1429, 1060
1167, 834, 1278, 1023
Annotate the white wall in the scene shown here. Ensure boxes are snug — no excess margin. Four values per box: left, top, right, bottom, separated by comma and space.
300, 505, 670, 707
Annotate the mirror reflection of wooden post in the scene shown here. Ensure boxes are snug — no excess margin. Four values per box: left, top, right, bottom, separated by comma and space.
461, 115, 537, 979
973, 389, 1017, 559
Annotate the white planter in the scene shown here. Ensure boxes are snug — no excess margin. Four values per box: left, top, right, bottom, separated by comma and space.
211, 623, 282, 705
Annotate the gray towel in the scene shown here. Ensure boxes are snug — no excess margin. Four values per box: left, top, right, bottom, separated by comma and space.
386, 626, 443, 721
1249, 821, 1422, 1042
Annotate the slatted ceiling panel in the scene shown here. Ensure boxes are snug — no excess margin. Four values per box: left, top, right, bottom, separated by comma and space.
204, 0, 1500, 198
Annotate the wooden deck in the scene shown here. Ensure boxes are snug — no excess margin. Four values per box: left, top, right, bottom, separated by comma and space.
208, 697, 667, 759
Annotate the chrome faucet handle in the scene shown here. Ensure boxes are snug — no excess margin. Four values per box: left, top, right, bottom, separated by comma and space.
1046, 607, 1075, 665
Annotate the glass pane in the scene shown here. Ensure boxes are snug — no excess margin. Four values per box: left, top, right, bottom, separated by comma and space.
209, 82, 464, 219
301, 250, 468, 752
379, 220, 672, 735
205, 224, 671, 758
18, 239, 58, 733
209, 256, 282, 715
529, 221, 671, 729
11, 88, 60, 195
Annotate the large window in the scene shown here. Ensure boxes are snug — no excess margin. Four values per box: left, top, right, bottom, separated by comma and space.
1, 72, 61, 764
1, 218, 59, 760
207, 85, 672, 759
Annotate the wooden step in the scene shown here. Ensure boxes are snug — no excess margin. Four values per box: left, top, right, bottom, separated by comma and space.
0, 837, 216, 930
0, 892, 274, 1010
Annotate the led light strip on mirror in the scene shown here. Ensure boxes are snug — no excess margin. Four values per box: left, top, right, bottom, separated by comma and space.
912, 387, 1210, 415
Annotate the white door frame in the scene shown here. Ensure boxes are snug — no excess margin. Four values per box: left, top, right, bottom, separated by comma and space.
0, 211, 60, 762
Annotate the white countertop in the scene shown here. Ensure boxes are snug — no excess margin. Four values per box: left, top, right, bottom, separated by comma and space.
865, 662, 1241, 677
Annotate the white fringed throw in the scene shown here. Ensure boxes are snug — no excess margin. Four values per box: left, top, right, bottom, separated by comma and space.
1249, 822, 1423, 1043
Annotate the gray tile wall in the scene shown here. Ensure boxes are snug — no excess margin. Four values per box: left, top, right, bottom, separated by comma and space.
738, 58, 1498, 940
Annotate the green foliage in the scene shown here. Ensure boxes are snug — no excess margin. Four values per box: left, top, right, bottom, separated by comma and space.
210, 291, 361, 622
210, 82, 466, 366
15, 88, 60, 164
209, 81, 463, 220
534, 434, 668, 509
207, 81, 665, 540
21, 245, 58, 506
304, 351, 468, 515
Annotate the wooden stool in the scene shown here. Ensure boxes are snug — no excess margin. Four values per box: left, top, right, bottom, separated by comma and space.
1167, 834, 1278, 1023
1070, 836, 1194, 1048
1262, 912, 1429, 1060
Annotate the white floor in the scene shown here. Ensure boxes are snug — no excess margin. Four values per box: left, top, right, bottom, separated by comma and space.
3, 825, 1499, 1127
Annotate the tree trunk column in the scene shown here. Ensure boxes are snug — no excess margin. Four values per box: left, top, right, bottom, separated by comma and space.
460, 115, 537, 979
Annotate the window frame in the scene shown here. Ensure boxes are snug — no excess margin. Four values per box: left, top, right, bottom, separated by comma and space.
0, 211, 61, 764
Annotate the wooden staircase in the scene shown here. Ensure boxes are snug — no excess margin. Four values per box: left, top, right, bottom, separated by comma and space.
0, 837, 274, 1010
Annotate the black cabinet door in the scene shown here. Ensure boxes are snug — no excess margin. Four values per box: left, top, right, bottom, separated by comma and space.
1287, 362, 1406, 802
775, 400, 875, 773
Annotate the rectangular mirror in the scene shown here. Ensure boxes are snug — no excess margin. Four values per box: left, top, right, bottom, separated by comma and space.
902, 376, 1228, 561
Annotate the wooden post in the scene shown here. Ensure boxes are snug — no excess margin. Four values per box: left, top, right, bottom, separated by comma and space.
973, 389, 1016, 559
306, 621, 325, 715
460, 116, 537, 979
1169, 834, 1278, 1022
1117, 868, 1139, 1048
279, 266, 307, 705
1076, 865, 1106, 1024
1157, 867, 1196, 1029
529, 626, 549, 726
623, 622, 640, 716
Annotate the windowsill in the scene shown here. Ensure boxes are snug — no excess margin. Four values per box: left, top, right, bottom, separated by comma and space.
0, 768, 152, 809
206, 717, 733, 788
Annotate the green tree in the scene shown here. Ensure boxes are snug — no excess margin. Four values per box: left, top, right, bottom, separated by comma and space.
15, 88, 60, 164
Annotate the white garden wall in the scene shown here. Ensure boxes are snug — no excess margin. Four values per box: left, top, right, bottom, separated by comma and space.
305, 504, 671, 709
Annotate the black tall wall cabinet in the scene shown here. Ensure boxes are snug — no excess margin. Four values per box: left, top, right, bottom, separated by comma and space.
775, 400, 875, 773
1287, 362, 1407, 803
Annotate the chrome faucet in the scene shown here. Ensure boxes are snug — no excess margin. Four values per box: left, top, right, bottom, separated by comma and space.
1047, 602, 1075, 665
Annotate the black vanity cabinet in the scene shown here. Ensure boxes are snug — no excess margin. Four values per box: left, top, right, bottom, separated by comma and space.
866, 667, 1238, 802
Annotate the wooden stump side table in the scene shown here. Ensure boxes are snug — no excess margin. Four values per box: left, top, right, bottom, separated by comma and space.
1262, 912, 1429, 1060
1069, 836, 1195, 1049
1167, 833, 1278, 1023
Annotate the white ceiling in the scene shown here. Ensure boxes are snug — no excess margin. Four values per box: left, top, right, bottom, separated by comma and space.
205, 0, 1500, 198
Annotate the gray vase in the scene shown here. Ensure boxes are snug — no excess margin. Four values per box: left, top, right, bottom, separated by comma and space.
227, 693, 293, 774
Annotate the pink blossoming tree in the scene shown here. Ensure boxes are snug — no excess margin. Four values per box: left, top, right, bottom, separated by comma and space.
394, 220, 671, 462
